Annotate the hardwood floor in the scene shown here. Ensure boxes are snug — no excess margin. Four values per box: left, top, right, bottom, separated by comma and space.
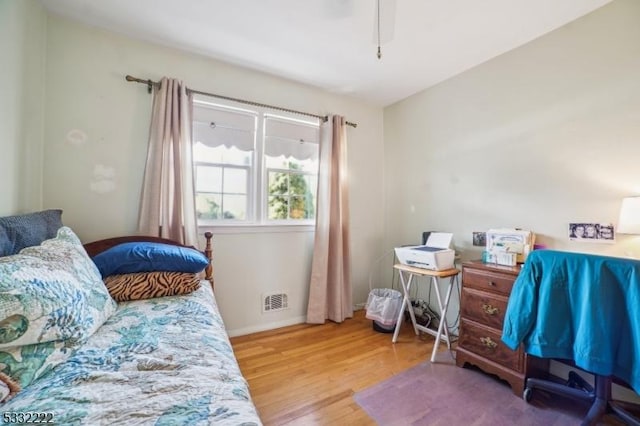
230, 310, 442, 425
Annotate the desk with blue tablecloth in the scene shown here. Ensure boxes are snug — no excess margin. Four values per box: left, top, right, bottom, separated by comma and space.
502, 250, 640, 425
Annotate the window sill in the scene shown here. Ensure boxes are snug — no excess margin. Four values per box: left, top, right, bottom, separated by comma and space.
198, 223, 315, 235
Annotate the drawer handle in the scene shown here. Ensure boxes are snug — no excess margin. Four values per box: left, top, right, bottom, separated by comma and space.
480, 337, 498, 349
482, 303, 499, 315
487, 281, 496, 286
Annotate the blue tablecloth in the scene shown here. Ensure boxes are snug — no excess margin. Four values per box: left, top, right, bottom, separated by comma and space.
502, 249, 640, 394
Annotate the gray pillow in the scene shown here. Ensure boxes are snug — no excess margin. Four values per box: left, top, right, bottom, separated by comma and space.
0, 210, 63, 257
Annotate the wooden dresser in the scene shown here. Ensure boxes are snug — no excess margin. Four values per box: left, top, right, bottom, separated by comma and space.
456, 261, 548, 397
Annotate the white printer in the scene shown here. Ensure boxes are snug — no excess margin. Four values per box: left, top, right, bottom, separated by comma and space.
394, 232, 455, 271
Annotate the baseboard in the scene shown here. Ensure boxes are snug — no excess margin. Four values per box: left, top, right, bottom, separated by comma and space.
229, 307, 372, 337
227, 315, 306, 337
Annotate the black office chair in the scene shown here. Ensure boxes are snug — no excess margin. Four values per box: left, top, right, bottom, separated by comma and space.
524, 369, 640, 425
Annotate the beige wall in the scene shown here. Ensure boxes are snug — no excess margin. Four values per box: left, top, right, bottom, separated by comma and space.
0, 0, 46, 216
383, 0, 640, 400
43, 15, 384, 335
384, 0, 640, 261
24, 0, 639, 340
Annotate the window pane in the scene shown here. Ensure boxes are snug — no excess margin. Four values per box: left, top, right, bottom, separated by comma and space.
268, 195, 289, 220
290, 195, 314, 219
196, 166, 222, 192
193, 142, 253, 166
268, 171, 288, 195
306, 175, 318, 196
265, 154, 289, 170
193, 100, 320, 225
289, 173, 308, 196
289, 196, 305, 219
304, 176, 317, 219
222, 146, 253, 166
193, 142, 224, 164
221, 194, 247, 220
265, 155, 318, 173
223, 168, 248, 194
288, 157, 319, 173
196, 193, 222, 220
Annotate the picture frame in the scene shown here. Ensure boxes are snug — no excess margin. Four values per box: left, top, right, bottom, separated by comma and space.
472, 231, 486, 247
568, 222, 615, 243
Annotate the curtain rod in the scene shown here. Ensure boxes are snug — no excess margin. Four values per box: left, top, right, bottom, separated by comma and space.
125, 75, 357, 128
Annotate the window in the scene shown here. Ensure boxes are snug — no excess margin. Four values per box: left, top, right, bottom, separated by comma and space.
192, 103, 255, 222
192, 96, 320, 227
264, 116, 319, 221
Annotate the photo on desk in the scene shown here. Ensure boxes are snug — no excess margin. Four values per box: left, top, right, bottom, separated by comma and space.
568, 222, 615, 243
472, 232, 486, 246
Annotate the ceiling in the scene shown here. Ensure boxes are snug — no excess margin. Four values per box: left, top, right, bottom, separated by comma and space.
40, 0, 612, 106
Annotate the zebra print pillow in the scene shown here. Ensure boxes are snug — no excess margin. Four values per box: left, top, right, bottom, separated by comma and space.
103, 272, 201, 302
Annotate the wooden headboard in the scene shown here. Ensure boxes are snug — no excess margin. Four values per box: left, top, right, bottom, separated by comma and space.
83, 232, 214, 288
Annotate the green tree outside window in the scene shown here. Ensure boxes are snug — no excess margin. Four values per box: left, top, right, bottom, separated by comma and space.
268, 162, 315, 220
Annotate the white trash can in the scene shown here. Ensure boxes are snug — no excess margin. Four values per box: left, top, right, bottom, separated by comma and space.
365, 288, 403, 333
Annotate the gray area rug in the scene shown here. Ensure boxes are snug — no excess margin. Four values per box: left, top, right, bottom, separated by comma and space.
353, 360, 623, 425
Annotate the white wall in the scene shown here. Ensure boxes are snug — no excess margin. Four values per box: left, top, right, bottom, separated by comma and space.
383, 0, 640, 401
0, 0, 46, 216
42, 15, 384, 335
384, 0, 640, 261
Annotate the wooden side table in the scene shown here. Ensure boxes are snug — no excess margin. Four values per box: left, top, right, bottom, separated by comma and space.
391, 263, 460, 363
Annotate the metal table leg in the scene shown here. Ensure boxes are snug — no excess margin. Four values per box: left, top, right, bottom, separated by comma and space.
430, 274, 457, 362
392, 270, 418, 343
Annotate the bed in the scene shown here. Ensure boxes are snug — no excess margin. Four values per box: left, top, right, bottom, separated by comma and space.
0, 211, 261, 425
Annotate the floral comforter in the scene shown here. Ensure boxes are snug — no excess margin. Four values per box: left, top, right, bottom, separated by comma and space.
0, 283, 261, 425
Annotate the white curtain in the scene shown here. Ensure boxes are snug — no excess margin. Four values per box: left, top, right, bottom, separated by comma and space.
138, 77, 198, 247
306, 115, 352, 324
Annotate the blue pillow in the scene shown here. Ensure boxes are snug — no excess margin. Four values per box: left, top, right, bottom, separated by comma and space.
0, 210, 63, 257
92, 242, 209, 277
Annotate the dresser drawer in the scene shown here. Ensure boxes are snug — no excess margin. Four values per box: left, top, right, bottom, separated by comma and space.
460, 287, 509, 329
462, 267, 517, 296
458, 319, 523, 372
